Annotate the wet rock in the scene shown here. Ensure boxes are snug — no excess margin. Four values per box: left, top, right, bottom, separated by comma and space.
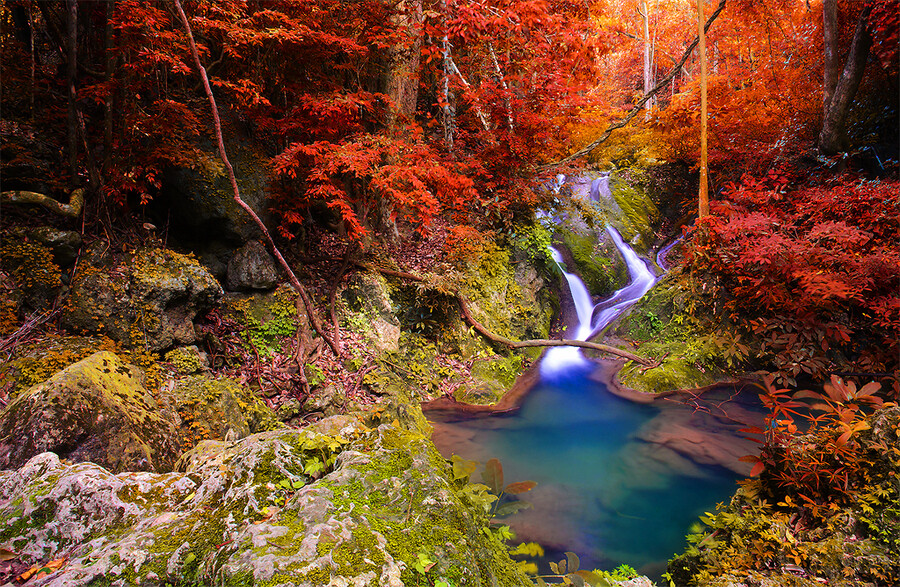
0, 351, 180, 473
225, 240, 279, 291
63, 244, 222, 352
0, 420, 531, 586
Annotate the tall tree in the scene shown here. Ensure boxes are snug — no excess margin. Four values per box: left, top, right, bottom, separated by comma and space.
697, 0, 709, 218
818, 3, 873, 155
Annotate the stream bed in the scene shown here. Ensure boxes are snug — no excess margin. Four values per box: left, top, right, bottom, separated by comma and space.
429, 179, 764, 578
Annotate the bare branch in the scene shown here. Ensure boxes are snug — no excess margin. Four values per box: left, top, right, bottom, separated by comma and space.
538, 0, 727, 170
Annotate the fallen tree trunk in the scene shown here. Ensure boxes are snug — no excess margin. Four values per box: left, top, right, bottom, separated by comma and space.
351, 260, 655, 367
1, 189, 85, 218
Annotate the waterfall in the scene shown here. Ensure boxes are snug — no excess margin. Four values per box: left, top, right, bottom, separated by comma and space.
541, 225, 658, 376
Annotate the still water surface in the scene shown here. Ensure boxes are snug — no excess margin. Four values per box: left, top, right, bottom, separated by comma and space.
430, 368, 761, 578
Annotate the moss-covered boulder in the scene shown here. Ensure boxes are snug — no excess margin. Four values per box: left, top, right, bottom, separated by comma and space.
341, 270, 401, 353
609, 276, 731, 394
64, 245, 223, 352
168, 375, 282, 452
0, 351, 180, 473
0, 415, 532, 586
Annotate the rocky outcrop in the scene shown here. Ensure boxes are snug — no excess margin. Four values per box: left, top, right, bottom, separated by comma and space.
0, 351, 180, 473
0, 417, 532, 587
160, 135, 270, 246
63, 245, 222, 352
341, 271, 401, 353
225, 240, 279, 291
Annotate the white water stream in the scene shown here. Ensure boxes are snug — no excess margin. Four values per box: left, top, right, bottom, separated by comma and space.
541, 176, 659, 376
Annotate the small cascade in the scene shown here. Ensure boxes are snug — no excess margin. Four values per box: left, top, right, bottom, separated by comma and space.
541, 225, 658, 376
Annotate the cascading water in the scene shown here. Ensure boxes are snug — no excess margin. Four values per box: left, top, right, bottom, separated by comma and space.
429, 174, 763, 580
541, 226, 657, 376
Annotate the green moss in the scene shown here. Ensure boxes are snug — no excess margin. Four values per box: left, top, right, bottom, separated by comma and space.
223, 285, 299, 357
559, 227, 619, 295
608, 174, 659, 253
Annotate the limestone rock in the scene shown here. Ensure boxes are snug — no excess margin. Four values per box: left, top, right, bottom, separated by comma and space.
0, 351, 180, 473
0, 421, 531, 586
63, 245, 223, 352
341, 271, 401, 352
168, 375, 281, 448
225, 240, 279, 291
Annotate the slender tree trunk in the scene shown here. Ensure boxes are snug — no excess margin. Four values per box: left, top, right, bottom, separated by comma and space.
104, 0, 115, 165
697, 0, 709, 218
822, 0, 839, 112
66, 0, 78, 181
818, 6, 872, 155
440, 0, 455, 147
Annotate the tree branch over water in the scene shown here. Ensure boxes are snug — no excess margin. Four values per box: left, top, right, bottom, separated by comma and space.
538, 0, 727, 170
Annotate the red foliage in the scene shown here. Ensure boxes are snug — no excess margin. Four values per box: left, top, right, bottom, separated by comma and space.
681, 173, 900, 389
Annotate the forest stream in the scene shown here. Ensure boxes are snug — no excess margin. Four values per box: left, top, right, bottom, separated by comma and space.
429, 175, 767, 580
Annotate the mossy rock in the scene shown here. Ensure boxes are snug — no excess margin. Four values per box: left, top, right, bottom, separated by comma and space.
63, 244, 223, 352
0, 351, 180, 473
0, 239, 62, 311
0, 412, 531, 586
221, 285, 302, 358
455, 354, 525, 405
607, 174, 659, 254
168, 375, 282, 452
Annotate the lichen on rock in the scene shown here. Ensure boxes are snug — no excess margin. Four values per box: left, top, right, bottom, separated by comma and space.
0, 411, 532, 587
63, 244, 223, 352
0, 351, 180, 473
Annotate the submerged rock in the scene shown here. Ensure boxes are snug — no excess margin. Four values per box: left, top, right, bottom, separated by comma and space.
0, 419, 531, 586
64, 245, 222, 352
0, 351, 180, 473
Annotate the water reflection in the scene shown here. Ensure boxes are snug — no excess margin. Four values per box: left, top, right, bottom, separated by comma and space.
429, 373, 764, 579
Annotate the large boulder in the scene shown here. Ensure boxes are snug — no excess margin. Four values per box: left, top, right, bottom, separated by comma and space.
341, 271, 401, 353
0, 351, 180, 473
63, 245, 223, 352
0, 418, 532, 586
225, 240, 279, 291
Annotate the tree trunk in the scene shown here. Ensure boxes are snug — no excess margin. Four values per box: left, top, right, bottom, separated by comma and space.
104, 0, 115, 165
385, 0, 423, 125
640, 0, 654, 120
822, 0, 839, 111
818, 6, 872, 155
66, 0, 78, 182
698, 0, 709, 218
